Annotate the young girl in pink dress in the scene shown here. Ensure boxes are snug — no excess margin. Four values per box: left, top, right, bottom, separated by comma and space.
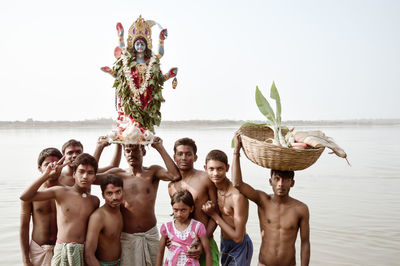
156, 190, 212, 266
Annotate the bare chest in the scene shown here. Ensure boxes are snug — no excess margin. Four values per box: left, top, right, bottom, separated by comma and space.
33, 200, 56, 216
124, 177, 157, 202
261, 204, 300, 232
57, 195, 95, 219
101, 213, 123, 240
217, 194, 234, 217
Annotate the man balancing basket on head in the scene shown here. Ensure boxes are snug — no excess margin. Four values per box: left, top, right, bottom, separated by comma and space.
232, 82, 348, 266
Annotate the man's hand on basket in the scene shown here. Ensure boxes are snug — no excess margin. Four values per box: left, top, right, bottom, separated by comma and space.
234, 132, 242, 153
96, 136, 111, 149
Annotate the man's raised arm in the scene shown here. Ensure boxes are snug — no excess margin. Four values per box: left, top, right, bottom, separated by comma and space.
93, 136, 122, 173
20, 158, 66, 202
151, 137, 181, 181
232, 133, 264, 205
94, 167, 123, 185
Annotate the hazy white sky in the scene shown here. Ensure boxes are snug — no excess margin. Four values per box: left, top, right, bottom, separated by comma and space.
1, 0, 399, 121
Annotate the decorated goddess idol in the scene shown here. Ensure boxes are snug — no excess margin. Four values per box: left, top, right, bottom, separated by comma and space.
101, 15, 178, 144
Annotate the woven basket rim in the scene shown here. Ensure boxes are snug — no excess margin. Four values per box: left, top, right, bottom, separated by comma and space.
238, 125, 324, 170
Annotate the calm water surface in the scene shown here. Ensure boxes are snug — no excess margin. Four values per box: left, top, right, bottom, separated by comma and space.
1, 125, 399, 265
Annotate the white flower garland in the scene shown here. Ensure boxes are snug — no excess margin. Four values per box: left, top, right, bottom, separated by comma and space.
121, 49, 157, 105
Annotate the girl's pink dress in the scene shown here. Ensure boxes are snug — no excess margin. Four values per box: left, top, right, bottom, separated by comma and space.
160, 219, 206, 266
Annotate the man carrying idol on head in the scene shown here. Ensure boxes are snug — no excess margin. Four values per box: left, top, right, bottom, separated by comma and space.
96, 15, 181, 266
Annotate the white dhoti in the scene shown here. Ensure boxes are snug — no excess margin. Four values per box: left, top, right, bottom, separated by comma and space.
120, 226, 160, 266
50, 242, 85, 266
29, 240, 54, 266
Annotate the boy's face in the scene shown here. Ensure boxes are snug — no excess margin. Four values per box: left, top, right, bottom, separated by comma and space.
269, 172, 294, 197
103, 184, 123, 208
38, 156, 60, 176
64, 145, 83, 164
73, 164, 96, 188
174, 145, 197, 171
124, 145, 144, 166
204, 159, 229, 185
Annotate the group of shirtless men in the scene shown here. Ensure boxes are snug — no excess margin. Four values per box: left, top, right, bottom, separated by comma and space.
20, 133, 310, 266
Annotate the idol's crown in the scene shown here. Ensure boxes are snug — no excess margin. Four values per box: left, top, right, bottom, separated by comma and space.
127, 15, 155, 50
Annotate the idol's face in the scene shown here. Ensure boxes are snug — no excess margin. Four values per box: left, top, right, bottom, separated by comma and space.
134, 38, 146, 53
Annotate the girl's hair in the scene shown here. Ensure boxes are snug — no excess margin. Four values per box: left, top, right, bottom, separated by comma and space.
171, 190, 195, 219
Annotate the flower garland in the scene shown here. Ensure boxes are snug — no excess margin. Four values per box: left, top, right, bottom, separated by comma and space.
121, 48, 157, 105
112, 48, 165, 133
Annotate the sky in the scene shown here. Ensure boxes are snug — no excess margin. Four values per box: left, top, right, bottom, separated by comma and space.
0, 0, 399, 122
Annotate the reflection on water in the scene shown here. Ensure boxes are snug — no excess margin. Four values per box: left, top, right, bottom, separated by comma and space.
1, 125, 399, 265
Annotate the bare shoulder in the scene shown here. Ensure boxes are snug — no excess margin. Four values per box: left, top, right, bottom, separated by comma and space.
292, 197, 309, 215
147, 164, 163, 175
90, 205, 105, 220
143, 164, 159, 176
195, 169, 208, 178
231, 186, 247, 202
89, 195, 100, 207
194, 170, 212, 186
258, 190, 272, 201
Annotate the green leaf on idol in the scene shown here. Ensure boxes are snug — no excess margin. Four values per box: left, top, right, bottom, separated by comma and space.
270, 81, 281, 124
255, 86, 276, 123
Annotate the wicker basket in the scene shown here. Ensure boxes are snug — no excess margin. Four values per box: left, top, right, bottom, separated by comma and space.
238, 125, 324, 171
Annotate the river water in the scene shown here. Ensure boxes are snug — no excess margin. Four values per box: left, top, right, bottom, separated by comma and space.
1, 124, 399, 265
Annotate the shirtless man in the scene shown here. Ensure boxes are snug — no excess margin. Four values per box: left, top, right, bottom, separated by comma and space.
85, 175, 124, 266
202, 150, 253, 266
20, 153, 100, 265
168, 138, 219, 265
59, 137, 121, 186
96, 136, 181, 266
232, 134, 310, 266
20, 148, 62, 266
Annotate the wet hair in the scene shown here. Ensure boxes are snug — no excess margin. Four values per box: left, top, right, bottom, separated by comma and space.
62, 139, 83, 154
123, 144, 146, 156
270, 170, 295, 179
171, 190, 195, 219
101, 174, 123, 194
205, 149, 228, 166
132, 37, 152, 59
174, 138, 197, 155
71, 153, 98, 174
37, 148, 63, 166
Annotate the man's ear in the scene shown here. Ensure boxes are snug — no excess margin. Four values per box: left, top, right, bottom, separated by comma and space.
194, 154, 198, 162
38, 165, 42, 173
269, 178, 272, 186
204, 165, 207, 171
142, 146, 146, 156
291, 179, 295, 187
226, 163, 230, 173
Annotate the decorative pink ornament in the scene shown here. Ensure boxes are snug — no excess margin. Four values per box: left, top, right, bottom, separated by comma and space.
114, 47, 122, 59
